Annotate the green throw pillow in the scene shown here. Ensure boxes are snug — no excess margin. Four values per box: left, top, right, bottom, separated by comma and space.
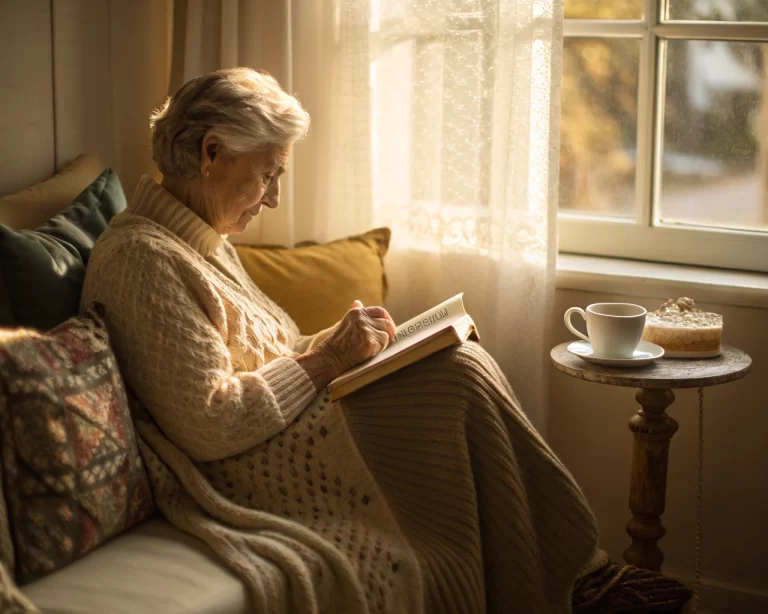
0, 169, 126, 331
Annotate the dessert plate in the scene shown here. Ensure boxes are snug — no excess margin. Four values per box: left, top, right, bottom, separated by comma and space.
567, 340, 665, 367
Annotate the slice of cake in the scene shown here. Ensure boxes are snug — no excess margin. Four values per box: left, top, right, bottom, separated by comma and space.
641, 297, 723, 358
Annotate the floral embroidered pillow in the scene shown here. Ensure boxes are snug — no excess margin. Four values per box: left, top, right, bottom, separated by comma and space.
0, 304, 154, 582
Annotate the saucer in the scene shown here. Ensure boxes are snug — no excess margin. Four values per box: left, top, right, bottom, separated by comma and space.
567, 340, 665, 367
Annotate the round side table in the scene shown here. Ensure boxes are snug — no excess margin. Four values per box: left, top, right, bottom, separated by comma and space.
550, 343, 751, 572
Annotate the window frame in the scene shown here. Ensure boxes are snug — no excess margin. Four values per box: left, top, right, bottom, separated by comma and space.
560, 0, 768, 273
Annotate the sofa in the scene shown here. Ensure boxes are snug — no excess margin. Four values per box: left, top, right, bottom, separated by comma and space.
0, 156, 390, 613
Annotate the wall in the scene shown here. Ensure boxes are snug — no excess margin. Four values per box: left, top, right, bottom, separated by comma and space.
549, 287, 768, 599
0, 0, 171, 199
0, 0, 54, 195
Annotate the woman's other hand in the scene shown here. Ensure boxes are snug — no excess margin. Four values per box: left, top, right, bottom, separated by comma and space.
296, 301, 396, 390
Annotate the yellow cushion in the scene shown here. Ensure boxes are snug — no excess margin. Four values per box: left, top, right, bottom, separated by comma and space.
235, 228, 390, 335
0, 153, 105, 229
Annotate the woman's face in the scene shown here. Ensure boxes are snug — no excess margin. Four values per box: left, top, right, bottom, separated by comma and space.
201, 142, 291, 235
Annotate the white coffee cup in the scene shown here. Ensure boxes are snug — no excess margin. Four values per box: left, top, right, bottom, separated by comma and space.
564, 303, 647, 359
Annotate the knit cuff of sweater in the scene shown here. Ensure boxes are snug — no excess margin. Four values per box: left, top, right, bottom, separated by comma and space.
260, 356, 318, 424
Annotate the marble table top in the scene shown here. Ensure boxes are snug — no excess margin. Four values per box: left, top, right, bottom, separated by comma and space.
550, 343, 752, 389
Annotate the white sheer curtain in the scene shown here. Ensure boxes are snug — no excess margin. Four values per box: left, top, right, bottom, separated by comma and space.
124, 0, 562, 430
367, 0, 563, 429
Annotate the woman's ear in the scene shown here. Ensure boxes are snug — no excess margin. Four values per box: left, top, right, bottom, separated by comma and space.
200, 132, 219, 177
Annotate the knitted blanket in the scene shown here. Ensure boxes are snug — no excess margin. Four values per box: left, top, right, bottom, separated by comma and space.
135, 342, 598, 613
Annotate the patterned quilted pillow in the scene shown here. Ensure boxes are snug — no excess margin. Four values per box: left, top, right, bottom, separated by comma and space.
0, 304, 154, 583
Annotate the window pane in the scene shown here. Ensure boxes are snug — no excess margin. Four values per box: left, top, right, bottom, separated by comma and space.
666, 0, 768, 22
659, 40, 768, 231
565, 0, 642, 20
559, 39, 640, 217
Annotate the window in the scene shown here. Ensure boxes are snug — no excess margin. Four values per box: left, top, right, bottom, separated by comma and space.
559, 0, 768, 272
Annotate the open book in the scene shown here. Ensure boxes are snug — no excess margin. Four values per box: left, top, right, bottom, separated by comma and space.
328, 294, 478, 401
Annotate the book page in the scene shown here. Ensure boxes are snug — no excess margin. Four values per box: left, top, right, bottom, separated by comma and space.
330, 294, 467, 387
392, 293, 466, 344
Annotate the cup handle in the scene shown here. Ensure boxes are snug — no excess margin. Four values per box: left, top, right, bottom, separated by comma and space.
564, 307, 590, 342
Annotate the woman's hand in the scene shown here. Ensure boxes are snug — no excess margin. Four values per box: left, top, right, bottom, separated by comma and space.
295, 301, 396, 390
318, 300, 396, 373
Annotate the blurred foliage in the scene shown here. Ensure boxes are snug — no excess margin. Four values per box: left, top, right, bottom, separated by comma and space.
559, 38, 638, 212
565, 0, 641, 20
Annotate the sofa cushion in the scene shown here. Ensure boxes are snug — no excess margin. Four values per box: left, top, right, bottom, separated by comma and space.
22, 519, 248, 614
235, 227, 391, 334
0, 305, 154, 583
0, 168, 125, 331
0, 154, 105, 230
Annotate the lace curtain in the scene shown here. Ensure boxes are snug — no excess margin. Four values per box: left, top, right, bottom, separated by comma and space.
366, 0, 563, 429
109, 0, 563, 430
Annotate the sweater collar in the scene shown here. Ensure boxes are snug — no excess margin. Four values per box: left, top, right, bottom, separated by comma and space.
128, 175, 224, 258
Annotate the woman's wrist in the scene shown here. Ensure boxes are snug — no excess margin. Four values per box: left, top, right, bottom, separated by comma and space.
295, 350, 341, 391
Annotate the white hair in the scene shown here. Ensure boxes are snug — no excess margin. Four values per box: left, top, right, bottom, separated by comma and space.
150, 68, 310, 177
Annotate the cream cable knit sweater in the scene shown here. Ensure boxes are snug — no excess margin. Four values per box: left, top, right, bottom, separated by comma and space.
81, 176, 598, 613
84, 176, 320, 462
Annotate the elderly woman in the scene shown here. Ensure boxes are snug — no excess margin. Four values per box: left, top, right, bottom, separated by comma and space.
82, 68, 597, 614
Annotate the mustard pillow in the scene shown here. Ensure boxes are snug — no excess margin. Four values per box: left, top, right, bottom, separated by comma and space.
0, 153, 105, 229
235, 228, 390, 334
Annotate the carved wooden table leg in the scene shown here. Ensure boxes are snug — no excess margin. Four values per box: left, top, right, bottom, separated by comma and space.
624, 388, 679, 571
